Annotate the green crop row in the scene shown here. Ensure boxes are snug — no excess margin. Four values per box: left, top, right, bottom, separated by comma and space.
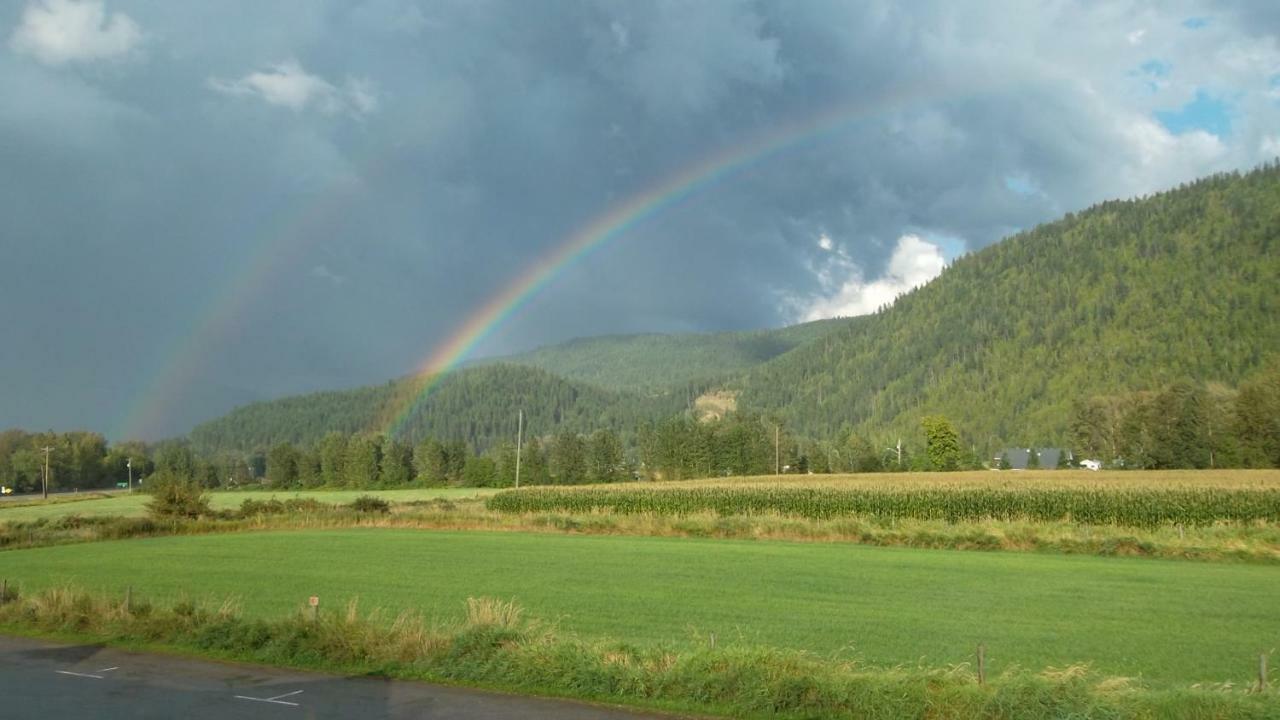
486, 486, 1280, 527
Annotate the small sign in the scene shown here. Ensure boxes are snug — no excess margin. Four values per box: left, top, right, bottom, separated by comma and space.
308, 596, 319, 607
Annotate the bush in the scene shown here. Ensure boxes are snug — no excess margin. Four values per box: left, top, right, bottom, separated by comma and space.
145, 472, 212, 519
349, 495, 391, 514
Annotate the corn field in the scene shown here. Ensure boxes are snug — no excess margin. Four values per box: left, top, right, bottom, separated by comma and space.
486, 484, 1280, 527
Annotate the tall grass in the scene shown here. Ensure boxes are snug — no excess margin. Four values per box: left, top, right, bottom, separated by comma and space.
0, 585, 1273, 719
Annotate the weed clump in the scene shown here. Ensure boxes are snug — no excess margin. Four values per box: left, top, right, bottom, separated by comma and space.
350, 495, 391, 514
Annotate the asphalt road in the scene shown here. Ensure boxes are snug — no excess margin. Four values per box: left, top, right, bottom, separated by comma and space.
0, 636, 681, 719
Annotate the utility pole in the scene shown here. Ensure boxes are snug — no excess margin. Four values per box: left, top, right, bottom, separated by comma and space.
514, 409, 523, 489
41, 446, 54, 500
127, 458, 133, 494
774, 425, 780, 475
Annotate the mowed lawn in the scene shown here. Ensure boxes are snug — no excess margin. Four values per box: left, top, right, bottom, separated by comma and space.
1, 530, 1276, 685
0, 488, 496, 522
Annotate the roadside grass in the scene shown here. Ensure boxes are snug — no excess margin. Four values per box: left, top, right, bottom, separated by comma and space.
2, 588, 1274, 720
0, 487, 497, 522
0, 529, 1276, 686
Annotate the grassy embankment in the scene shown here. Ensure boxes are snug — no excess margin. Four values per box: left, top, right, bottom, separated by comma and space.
1, 529, 1276, 686
5, 587, 1275, 720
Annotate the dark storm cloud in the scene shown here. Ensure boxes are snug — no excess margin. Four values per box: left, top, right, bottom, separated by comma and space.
2, 0, 1277, 438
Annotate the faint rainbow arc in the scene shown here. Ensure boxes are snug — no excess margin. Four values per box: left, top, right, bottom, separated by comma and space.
381, 85, 935, 437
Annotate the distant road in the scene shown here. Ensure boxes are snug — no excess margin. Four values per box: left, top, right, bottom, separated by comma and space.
0, 636, 680, 720
0, 488, 123, 503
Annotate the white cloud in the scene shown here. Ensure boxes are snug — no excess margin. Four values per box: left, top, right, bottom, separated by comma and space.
208, 60, 377, 117
1262, 136, 1280, 157
817, 233, 833, 251
1126, 28, 1146, 45
795, 234, 947, 321
9, 0, 141, 65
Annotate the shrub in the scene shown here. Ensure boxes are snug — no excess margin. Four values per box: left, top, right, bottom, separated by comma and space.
145, 472, 212, 519
350, 495, 391, 514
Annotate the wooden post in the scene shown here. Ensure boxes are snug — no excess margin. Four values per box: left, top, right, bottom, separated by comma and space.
709, 632, 716, 650
309, 595, 320, 622
977, 643, 987, 685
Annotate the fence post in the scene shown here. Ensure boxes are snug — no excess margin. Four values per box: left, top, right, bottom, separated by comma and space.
977, 643, 986, 685
309, 595, 319, 622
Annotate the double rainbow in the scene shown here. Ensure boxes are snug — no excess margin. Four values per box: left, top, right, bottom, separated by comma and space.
120, 84, 936, 441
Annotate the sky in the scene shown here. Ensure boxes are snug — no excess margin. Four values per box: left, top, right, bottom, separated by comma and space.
1, 1, 1278, 440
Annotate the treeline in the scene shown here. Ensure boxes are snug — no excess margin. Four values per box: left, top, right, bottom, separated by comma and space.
0, 430, 134, 493
1070, 363, 1280, 469
254, 428, 631, 490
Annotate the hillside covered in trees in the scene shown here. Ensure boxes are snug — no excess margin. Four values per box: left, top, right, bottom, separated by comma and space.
740, 164, 1280, 449
477, 319, 845, 393
189, 363, 686, 455
189, 164, 1279, 462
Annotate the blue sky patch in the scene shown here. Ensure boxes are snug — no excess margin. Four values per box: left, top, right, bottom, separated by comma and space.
922, 232, 968, 262
1155, 90, 1231, 137
1140, 59, 1171, 77
1182, 17, 1209, 29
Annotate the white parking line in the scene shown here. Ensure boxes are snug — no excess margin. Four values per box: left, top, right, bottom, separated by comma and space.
234, 689, 304, 707
55, 665, 119, 679
55, 670, 104, 679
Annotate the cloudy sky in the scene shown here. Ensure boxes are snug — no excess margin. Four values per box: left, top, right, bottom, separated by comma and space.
2, 0, 1277, 439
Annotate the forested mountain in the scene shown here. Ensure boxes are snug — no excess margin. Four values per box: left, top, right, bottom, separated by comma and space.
189, 363, 686, 454
191, 164, 1279, 460
739, 164, 1280, 450
475, 319, 845, 393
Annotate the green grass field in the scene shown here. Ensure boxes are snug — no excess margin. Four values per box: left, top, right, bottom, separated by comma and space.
0, 488, 496, 522
1, 529, 1275, 686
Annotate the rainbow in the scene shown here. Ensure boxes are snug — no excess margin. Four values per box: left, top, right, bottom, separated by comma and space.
114, 178, 376, 440
381, 84, 938, 437
119, 82, 940, 441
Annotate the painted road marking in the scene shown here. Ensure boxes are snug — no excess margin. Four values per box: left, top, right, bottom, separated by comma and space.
55, 666, 119, 679
234, 689, 304, 707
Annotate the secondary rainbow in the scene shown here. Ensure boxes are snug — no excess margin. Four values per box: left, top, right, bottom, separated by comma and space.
382, 84, 937, 436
